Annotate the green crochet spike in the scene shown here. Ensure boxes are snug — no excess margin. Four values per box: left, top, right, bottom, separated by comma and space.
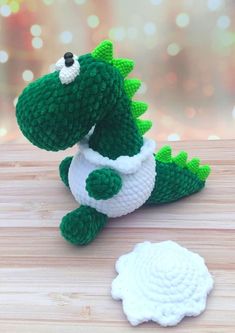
136, 119, 152, 135
131, 101, 148, 118
173, 151, 188, 167
187, 158, 200, 174
124, 79, 141, 99
197, 165, 211, 181
112, 58, 134, 77
91, 40, 113, 62
156, 145, 172, 163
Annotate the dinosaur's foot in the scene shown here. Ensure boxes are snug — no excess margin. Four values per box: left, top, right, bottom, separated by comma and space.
60, 205, 108, 245
59, 156, 73, 187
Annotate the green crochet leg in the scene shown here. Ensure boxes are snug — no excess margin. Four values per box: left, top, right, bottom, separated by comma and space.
59, 156, 73, 187
146, 145, 211, 204
60, 205, 108, 245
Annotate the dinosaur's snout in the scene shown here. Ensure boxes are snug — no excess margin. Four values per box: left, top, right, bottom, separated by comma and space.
16, 71, 84, 151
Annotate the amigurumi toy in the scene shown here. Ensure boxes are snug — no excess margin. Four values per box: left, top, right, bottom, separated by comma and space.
16, 40, 211, 246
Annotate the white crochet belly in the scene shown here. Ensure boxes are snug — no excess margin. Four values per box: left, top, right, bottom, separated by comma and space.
68, 153, 156, 218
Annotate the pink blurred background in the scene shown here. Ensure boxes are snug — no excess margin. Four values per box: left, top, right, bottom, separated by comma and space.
0, 0, 235, 144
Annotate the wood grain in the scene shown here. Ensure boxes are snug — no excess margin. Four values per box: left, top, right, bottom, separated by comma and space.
0, 140, 235, 333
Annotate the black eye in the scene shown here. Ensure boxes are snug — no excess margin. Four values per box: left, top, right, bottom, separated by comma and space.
65, 58, 74, 67
64, 52, 73, 59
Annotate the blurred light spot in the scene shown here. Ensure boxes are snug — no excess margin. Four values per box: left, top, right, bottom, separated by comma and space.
87, 15, 99, 28
74, 0, 86, 4
166, 72, 177, 85
146, 39, 158, 49
162, 115, 173, 127
208, 135, 220, 140
167, 43, 181, 56
30, 24, 42, 36
176, 13, 190, 28
0, 50, 9, 63
207, 0, 223, 11
220, 31, 235, 47
49, 63, 55, 72
59, 31, 73, 44
0, 4, 11, 16
203, 84, 214, 96
232, 106, 235, 119
32, 37, 43, 49
137, 82, 147, 95
109, 27, 125, 41
168, 133, 180, 141
0, 128, 7, 137
13, 97, 18, 107
217, 15, 230, 30
127, 27, 137, 39
43, 0, 54, 5
144, 22, 156, 35
150, 0, 162, 5
22, 70, 34, 82
10, 1, 20, 13
183, 79, 197, 92
185, 107, 196, 118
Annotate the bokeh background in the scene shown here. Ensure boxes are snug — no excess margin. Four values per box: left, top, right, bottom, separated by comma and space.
0, 0, 235, 144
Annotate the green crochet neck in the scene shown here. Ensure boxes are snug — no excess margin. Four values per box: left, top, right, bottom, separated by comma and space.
89, 40, 151, 159
16, 40, 152, 159
89, 91, 143, 159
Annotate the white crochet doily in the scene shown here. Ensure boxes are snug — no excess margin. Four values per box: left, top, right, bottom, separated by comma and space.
111, 241, 214, 327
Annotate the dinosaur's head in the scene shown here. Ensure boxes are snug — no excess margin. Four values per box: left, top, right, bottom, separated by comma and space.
16, 40, 132, 151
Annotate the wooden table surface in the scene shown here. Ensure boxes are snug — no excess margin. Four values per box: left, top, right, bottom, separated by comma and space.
0, 140, 235, 333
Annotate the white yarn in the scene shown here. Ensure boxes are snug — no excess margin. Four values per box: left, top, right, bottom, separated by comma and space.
55, 55, 80, 84
68, 138, 156, 218
79, 137, 156, 174
111, 241, 214, 327
55, 57, 65, 71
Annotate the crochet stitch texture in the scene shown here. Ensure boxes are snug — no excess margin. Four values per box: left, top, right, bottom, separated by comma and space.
16, 40, 211, 245
112, 241, 214, 326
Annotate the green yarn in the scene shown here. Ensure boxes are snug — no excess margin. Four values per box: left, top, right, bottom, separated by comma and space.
15, 39, 212, 247
173, 151, 188, 167
131, 101, 148, 118
60, 205, 107, 245
17, 54, 119, 152
86, 168, 122, 200
146, 145, 211, 204
91, 40, 152, 139
16, 39, 152, 158
59, 156, 72, 187
135, 119, 152, 136
147, 160, 205, 204
156, 145, 172, 163
88, 90, 143, 159
91, 39, 113, 62
197, 165, 211, 181
187, 158, 200, 174
124, 79, 141, 99
111, 58, 134, 78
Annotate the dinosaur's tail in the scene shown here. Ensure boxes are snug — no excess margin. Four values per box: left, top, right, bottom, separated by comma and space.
146, 145, 211, 204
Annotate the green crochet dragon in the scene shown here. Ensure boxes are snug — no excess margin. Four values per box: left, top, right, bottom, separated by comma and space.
16, 40, 211, 246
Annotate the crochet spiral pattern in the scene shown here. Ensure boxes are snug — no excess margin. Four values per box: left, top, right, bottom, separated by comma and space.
112, 241, 214, 327
16, 39, 211, 245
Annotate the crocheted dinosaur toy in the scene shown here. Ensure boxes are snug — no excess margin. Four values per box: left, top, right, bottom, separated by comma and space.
16, 40, 211, 245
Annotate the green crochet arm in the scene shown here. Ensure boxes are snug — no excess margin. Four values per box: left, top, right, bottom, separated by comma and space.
86, 168, 122, 200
